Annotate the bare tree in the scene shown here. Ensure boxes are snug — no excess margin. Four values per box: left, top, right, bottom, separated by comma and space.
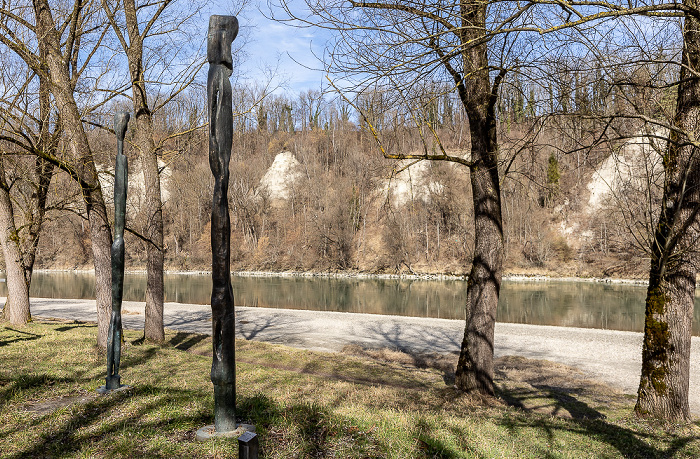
533, 1, 697, 420
269, 0, 700, 405
0, 0, 116, 349
269, 0, 542, 395
629, 5, 700, 421
544, 1, 699, 420
0, 53, 56, 325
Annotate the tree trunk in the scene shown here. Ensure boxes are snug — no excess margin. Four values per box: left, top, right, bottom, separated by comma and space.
86, 188, 114, 351
0, 161, 31, 325
22, 64, 54, 287
143, 165, 165, 343
0, 43, 53, 326
123, 0, 165, 342
635, 5, 700, 421
139, 115, 165, 343
130, 86, 165, 343
22, 156, 53, 286
454, 2, 504, 396
454, 113, 503, 395
34, 0, 113, 350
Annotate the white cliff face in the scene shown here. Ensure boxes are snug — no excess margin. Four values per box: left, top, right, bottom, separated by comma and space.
256, 152, 453, 208
380, 160, 444, 208
258, 151, 304, 202
587, 154, 620, 210
586, 132, 665, 211
553, 131, 666, 246
98, 158, 171, 212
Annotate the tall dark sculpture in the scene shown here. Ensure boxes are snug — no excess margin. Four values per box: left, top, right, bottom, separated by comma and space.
208, 15, 238, 434
100, 111, 130, 393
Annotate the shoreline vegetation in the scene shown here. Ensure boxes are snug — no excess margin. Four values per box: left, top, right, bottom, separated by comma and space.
30, 267, 652, 286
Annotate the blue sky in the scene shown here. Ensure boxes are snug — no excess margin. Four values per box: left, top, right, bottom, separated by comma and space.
205, 1, 329, 94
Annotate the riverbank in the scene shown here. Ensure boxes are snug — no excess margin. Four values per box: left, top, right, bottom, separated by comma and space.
32, 267, 653, 286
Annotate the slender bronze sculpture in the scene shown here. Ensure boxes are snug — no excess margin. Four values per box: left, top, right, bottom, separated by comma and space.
99, 111, 130, 393
208, 15, 238, 434
196, 15, 253, 441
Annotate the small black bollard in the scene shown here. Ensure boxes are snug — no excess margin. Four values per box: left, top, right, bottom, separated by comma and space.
238, 431, 258, 459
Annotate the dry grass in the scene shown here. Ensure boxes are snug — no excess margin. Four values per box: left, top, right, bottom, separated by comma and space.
1, 319, 699, 458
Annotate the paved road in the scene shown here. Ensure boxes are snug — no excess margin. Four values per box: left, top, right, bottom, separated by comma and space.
16, 297, 700, 416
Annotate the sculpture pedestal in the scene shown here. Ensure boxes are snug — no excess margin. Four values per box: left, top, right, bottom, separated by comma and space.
96, 383, 131, 395
106, 375, 121, 390
195, 423, 255, 441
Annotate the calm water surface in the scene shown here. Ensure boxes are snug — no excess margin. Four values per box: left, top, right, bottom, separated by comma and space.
11, 272, 700, 335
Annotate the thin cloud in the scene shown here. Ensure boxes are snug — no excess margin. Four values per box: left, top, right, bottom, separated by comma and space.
204, 1, 328, 93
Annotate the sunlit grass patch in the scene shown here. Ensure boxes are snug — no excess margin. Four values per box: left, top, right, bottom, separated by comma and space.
0, 320, 698, 458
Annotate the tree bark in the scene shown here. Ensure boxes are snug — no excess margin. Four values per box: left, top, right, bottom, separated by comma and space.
142, 136, 165, 343
33, 0, 113, 349
122, 0, 165, 342
0, 33, 53, 326
635, 4, 700, 421
22, 156, 53, 286
0, 160, 31, 325
22, 63, 54, 288
453, 2, 504, 396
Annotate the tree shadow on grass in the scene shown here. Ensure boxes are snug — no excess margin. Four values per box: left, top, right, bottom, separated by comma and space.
492, 355, 700, 458
121, 345, 160, 369
244, 389, 696, 459
9, 387, 388, 458
356, 321, 461, 386
497, 412, 698, 458
337, 342, 700, 457
238, 393, 494, 458
167, 332, 208, 351
0, 373, 74, 407
0, 327, 42, 347
50, 320, 91, 333
493, 355, 624, 421
237, 393, 388, 458
4, 367, 695, 458
411, 417, 461, 458
300, 357, 436, 393
6, 384, 215, 459
497, 383, 606, 421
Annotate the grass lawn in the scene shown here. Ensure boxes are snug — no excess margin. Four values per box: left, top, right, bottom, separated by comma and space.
1, 319, 698, 458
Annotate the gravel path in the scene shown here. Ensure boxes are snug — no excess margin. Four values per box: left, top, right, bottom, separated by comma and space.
18, 297, 700, 416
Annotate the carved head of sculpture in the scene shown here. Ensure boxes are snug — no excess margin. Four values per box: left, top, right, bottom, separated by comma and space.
114, 111, 131, 144
208, 15, 239, 68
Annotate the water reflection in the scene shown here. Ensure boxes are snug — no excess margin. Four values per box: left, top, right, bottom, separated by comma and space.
8, 272, 700, 335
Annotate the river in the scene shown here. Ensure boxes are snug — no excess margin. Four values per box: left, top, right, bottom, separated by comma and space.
11, 271, 700, 335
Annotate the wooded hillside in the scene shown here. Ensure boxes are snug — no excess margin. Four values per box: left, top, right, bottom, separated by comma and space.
16, 83, 663, 279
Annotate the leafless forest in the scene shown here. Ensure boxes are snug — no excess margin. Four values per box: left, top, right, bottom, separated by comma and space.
0, 3, 677, 283
14, 78, 665, 279
0, 0, 697, 420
